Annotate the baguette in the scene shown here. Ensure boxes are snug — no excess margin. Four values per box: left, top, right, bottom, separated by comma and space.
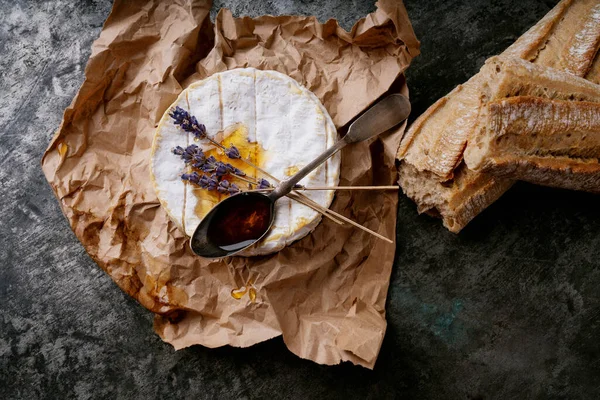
398, 0, 600, 232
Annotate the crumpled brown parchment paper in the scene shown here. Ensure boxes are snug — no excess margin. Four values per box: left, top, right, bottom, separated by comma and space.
41, 0, 419, 369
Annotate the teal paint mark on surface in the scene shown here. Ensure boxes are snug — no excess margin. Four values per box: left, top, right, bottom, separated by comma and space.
431, 299, 465, 344
394, 288, 467, 348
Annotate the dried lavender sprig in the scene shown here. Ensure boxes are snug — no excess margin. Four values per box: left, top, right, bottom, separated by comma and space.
170, 108, 241, 167
198, 156, 249, 180
170, 109, 293, 191
182, 172, 218, 191
182, 166, 262, 196
217, 180, 240, 195
170, 110, 272, 187
169, 106, 207, 139
180, 147, 272, 190
175, 142, 251, 184
182, 172, 241, 196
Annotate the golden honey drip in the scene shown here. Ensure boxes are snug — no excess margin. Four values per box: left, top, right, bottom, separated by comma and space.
231, 279, 257, 301
231, 286, 248, 299
57, 142, 68, 157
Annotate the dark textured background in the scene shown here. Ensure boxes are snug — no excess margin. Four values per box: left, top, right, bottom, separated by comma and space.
1, 0, 599, 399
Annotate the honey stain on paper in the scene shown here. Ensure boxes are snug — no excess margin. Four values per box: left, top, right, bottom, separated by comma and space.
57, 142, 68, 158
143, 269, 189, 310
231, 278, 258, 303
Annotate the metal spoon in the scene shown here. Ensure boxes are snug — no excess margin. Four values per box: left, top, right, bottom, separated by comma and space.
190, 93, 411, 258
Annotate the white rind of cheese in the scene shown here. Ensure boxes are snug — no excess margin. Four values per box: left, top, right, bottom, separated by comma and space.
150, 94, 189, 233
150, 68, 340, 256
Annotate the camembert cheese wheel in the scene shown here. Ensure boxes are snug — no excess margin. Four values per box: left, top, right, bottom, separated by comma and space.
150, 68, 340, 256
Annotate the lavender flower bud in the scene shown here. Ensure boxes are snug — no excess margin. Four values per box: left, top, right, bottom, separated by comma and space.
191, 150, 206, 168
181, 172, 201, 184
172, 146, 185, 156
189, 172, 201, 184
198, 175, 210, 188
224, 163, 245, 177
214, 162, 229, 177
258, 178, 271, 189
207, 175, 218, 191
217, 180, 230, 194
192, 151, 205, 163
229, 183, 240, 195
196, 124, 207, 139
182, 144, 200, 163
199, 155, 217, 172
224, 145, 241, 159
200, 164, 213, 173
169, 106, 207, 139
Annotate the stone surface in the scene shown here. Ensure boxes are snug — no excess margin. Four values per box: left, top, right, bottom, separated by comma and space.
1, 0, 599, 399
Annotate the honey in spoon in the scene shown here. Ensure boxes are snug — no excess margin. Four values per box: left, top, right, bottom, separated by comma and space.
206, 193, 273, 252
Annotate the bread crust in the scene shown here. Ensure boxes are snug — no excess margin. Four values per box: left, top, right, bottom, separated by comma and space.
471, 96, 600, 193
398, 76, 484, 181
482, 155, 600, 193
